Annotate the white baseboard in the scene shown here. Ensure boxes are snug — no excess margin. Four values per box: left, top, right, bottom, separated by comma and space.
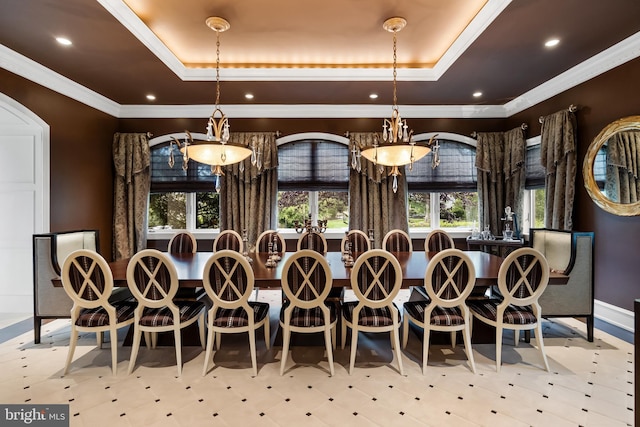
594, 299, 634, 332
0, 296, 32, 314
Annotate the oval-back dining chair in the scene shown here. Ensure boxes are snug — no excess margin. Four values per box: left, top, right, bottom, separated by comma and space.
201, 250, 270, 376
341, 249, 404, 375
341, 229, 371, 254
255, 230, 286, 254
402, 249, 476, 374
468, 247, 550, 372
424, 229, 455, 252
382, 229, 413, 253
126, 249, 206, 376
61, 249, 136, 375
213, 229, 243, 252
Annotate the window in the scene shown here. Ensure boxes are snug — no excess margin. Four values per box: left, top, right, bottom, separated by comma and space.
277, 136, 349, 230
406, 136, 478, 230
523, 142, 546, 230
148, 138, 220, 232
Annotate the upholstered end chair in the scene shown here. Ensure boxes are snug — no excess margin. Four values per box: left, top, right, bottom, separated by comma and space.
529, 228, 595, 341
32, 230, 126, 344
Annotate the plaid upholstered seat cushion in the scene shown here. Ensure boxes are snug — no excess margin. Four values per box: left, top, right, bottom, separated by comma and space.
341, 302, 400, 327
403, 301, 465, 326
279, 303, 337, 327
139, 301, 206, 327
211, 302, 270, 328
468, 300, 537, 325
75, 302, 136, 327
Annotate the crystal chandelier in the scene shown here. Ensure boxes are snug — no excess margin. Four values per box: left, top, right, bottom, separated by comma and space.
169, 17, 252, 192
359, 17, 438, 193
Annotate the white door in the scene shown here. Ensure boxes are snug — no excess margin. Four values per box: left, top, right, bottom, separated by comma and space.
0, 93, 49, 313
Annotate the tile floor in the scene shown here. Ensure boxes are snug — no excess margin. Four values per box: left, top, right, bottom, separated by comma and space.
0, 290, 633, 426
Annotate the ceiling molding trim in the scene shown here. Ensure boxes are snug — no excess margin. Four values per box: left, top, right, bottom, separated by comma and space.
0, 44, 120, 117
118, 103, 508, 119
432, 0, 512, 77
504, 30, 640, 116
97, 0, 185, 78
182, 67, 438, 82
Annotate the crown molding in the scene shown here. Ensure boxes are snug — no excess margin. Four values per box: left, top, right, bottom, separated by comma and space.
0, 44, 120, 117
2, 26, 640, 119
505, 31, 640, 116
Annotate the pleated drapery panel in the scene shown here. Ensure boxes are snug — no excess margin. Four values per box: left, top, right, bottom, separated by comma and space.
605, 130, 640, 204
541, 110, 577, 230
220, 132, 278, 252
348, 132, 409, 249
475, 128, 525, 236
113, 132, 150, 260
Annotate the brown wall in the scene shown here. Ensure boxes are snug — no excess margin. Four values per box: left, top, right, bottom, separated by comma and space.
3, 56, 640, 310
0, 69, 118, 258
507, 56, 640, 311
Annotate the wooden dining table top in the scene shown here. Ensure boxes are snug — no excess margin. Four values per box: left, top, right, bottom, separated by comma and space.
105, 250, 568, 289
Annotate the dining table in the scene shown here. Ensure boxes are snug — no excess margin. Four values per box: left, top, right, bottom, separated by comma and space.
105, 250, 569, 289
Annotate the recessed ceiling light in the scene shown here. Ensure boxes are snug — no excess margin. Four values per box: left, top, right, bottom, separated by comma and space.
369, 93, 378, 99
146, 94, 156, 101
545, 38, 560, 48
55, 37, 72, 46
473, 91, 482, 98
245, 93, 254, 100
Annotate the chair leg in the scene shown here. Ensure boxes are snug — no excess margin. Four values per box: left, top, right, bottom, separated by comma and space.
128, 326, 142, 375
341, 318, 347, 350
34, 318, 42, 344
422, 328, 431, 375
64, 325, 78, 375
324, 327, 335, 376
199, 315, 206, 350
331, 325, 336, 351
462, 324, 476, 374
450, 331, 456, 349
534, 324, 550, 372
249, 329, 258, 377
495, 327, 503, 372
202, 321, 215, 376
280, 326, 291, 376
174, 326, 183, 376
587, 315, 594, 342
216, 332, 221, 350
392, 327, 404, 376
402, 313, 409, 349
349, 326, 358, 375
264, 319, 271, 350
97, 331, 103, 349
514, 330, 519, 347
109, 326, 118, 376
143, 332, 151, 350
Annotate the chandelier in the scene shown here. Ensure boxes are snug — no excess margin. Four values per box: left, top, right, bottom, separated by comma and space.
359, 17, 438, 193
169, 17, 252, 191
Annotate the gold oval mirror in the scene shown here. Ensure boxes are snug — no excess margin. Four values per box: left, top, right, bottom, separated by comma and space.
583, 115, 640, 216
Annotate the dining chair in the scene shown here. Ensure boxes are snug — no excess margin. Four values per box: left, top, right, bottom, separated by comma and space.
297, 231, 328, 255
201, 250, 270, 376
341, 229, 371, 254
382, 229, 413, 253
168, 230, 197, 254
402, 249, 476, 374
341, 249, 404, 375
424, 229, 455, 252
168, 231, 206, 301
213, 229, 243, 252
126, 249, 206, 376
255, 230, 286, 254
280, 250, 336, 375
468, 247, 550, 372
60, 249, 136, 375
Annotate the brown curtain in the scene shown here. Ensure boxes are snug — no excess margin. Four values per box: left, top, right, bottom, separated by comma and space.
475, 127, 525, 236
348, 132, 408, 249
605, 130, 640, 203
113, 132, 150, 260
220, 132, 278, 252
541, 110, 577, 230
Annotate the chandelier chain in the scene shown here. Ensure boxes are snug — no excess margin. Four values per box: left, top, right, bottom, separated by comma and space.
215, 30, 221, 108
392, 31, 398, 108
